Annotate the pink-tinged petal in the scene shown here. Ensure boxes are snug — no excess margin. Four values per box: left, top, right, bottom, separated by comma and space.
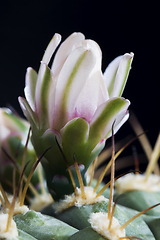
52, 46, 96, 131
103, 52, 134, 97
89, 97, 130, 148
51, 32, 85, 74
24, 67, 37, 111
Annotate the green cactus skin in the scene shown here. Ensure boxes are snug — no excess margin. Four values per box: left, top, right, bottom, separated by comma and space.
17, 230, 37, 240
0, 230, 37, 240
53, 200, 155, 239
142, 215, 160, 240
114, 190, 160, 216
14, 210, 78, 240
69, 227, 106, 240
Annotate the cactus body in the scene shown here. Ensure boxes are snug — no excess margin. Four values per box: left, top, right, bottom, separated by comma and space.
114, 190, 160, 216
52, 199, 156, 239
14, 210, 78, 240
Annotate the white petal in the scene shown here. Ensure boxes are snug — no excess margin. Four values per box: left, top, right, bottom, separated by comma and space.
82, 40, 108, 102
73, 71, 102, 123
98, 74, 110, 105
72, 40, 106, 123
104, 53, 134, 97
107, 111, 130, 138
24, 67, 37, 111
74, 39, 102, 71
51, 32, 85, 74
111, 52, 134, 97
52, 46, 96, 130
41, 33, 61, 65
103, 55, 122, 90
37, 33, 61, 85
74, 70, 108, 123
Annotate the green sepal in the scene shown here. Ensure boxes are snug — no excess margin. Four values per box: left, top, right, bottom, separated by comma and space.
61, 118, 90, 166
114, 190, 160, 216
14, 210, 78, 240
89, 97, 130, 144
61, 118, 105, 169
35, 129, 66, 176
31, 118, 104, 199
31, 128, 75, 200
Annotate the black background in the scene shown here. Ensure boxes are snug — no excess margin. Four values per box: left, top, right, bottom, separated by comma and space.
0, 1, 159, 166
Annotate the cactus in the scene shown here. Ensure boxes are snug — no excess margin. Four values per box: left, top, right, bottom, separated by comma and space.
0, 32, 159, 239
114, 118, 160, 205
0, 108, 38, 192
0, 129, 158, 240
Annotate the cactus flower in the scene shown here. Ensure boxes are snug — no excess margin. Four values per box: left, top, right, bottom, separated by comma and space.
0, 108, 37, 189
19, 32, 133, 199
